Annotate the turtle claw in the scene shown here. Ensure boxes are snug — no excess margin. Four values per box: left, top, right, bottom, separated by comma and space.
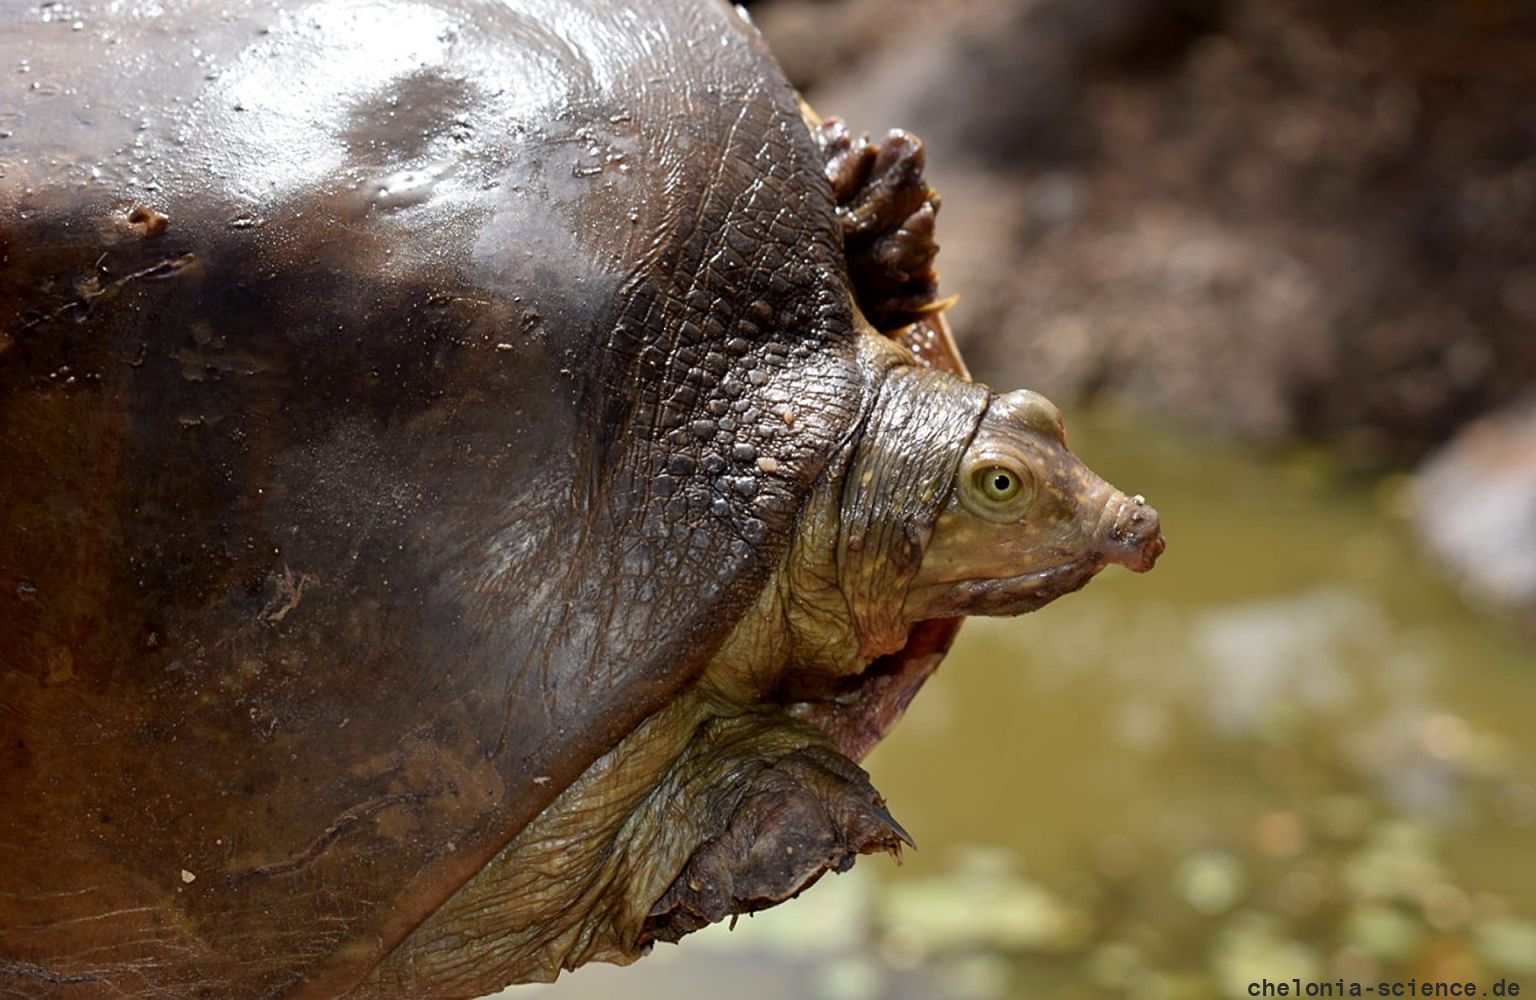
872, 799, 917, 851
642, 743, 906, 944
816, 118, 943, 331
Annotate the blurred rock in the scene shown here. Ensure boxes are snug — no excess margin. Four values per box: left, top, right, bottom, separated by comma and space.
1473, 916, 1536, 974
1173, 849, 1246, 915
1211, 913, 1321, 995
759, 0, 1536, 458
743, 0, 983, 92
877, 849, 1091, 953
1085, 941, 1146, 990
1341, 904, 1425, 962
1413, 397, 1536, 627
1341, 820, 1443, 904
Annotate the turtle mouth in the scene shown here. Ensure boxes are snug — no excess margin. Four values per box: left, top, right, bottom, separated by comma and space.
937, 554, 1108, 617
779, 555, 1106, 761
783, 616, 963, 763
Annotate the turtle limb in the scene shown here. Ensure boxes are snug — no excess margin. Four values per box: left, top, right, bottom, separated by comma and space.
816, 117, 943, 331
642, 738, 909, 943
365, 702, 904, 997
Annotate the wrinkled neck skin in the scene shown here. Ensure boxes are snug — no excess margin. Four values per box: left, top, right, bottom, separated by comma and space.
767, 328, 1166, 680
697, 331, 986, 699
783, 334, 987, 671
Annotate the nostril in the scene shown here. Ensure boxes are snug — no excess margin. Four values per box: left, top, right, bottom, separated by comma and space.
1103, 495, 1164, 572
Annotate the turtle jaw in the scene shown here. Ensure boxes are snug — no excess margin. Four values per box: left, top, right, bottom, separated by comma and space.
899, 489, 1164, 620
919, 554, 1110, 618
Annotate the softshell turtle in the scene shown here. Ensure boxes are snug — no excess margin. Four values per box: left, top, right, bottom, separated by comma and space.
0, 1, 1163, 996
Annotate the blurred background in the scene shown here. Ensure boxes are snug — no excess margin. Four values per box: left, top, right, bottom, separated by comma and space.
505, 1, 1536, 996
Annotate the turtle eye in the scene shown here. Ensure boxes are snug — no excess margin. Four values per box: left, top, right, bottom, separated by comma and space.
959, 459, 1034, 522
976, 466, 1022, 503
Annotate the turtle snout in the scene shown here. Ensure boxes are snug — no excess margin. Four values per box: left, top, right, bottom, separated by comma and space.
1103, 494, 1164, 573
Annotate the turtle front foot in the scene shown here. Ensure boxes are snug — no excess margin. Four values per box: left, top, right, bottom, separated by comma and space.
643, 740, 908, 943
816, 118, 943, 331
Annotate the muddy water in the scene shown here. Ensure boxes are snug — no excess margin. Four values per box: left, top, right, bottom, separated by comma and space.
507, 413, 1536, 999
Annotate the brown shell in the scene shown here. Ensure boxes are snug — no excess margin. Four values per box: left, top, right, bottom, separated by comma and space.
0, 1, 888, 994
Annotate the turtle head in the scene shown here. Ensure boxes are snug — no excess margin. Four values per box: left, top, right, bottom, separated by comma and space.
901, 388, 1164, 621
